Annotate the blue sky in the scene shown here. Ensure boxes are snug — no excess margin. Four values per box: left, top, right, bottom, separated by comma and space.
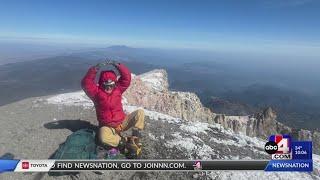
1, 0, 320, 57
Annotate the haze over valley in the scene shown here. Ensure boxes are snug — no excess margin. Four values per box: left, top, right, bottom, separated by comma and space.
0, 42, 319, 130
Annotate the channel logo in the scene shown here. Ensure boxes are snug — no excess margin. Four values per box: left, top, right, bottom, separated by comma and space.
264, 135, 313, 172
193, 161, 202, 170
22, 162, 29, 169
265, 134, 292, 160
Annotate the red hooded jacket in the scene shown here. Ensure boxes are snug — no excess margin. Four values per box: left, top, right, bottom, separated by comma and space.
81, 63, 131, 127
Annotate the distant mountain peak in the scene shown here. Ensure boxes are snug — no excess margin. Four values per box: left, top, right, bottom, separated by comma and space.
107, 45, 134, 50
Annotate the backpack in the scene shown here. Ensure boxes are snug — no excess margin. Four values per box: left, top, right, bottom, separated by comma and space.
52, 129, 97, 159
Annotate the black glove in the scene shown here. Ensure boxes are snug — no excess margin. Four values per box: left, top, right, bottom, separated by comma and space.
95, 62, 107, 70
105, 59, 119, 66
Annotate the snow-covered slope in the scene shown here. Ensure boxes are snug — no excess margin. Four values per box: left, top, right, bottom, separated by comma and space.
47, 91, 93, 108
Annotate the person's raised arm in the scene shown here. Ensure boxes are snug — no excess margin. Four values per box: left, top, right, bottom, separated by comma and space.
81, 65, 100, 100
113, 62, 131, 93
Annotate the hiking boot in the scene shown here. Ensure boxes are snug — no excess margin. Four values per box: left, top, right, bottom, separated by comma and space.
125, 136, 142, 159
132, 128, 142, 138
118, 137, 127, 154
96, 145, 108, 159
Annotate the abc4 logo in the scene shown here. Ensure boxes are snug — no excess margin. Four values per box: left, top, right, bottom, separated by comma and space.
264, 135, 291, 155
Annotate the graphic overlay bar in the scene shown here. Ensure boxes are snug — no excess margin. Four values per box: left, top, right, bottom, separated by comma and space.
0, 160, 19, 173
49, 160, 269, 171
0, 160, 270, 172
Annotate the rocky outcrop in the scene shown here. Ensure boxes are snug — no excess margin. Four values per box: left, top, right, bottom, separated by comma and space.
208, 97, 256, 116
214, 107, 290, 138
312, 131, 320, 154
123, 69, 215, 122
292, 129, 320, 154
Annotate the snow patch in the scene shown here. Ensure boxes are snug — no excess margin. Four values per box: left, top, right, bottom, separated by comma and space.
166, 136, 196, 156
171, 91, 199, 103
131, 73, 136, 79
197, 144, 215, 160
122, 96, 128, 105
209, 136, 243, 147
313, 154, 320, 177
180, 122, 210, 135
139, 69, 167, 92
148, 133, 157, 141
123, 105, 181, 124
46, 91, 93, 108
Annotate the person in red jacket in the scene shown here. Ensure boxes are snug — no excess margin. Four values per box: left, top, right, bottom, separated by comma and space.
81, 60, 144, 159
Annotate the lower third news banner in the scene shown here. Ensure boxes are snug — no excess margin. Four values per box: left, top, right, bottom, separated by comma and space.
1, 160, 271, 172
50, 160, 268, 171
